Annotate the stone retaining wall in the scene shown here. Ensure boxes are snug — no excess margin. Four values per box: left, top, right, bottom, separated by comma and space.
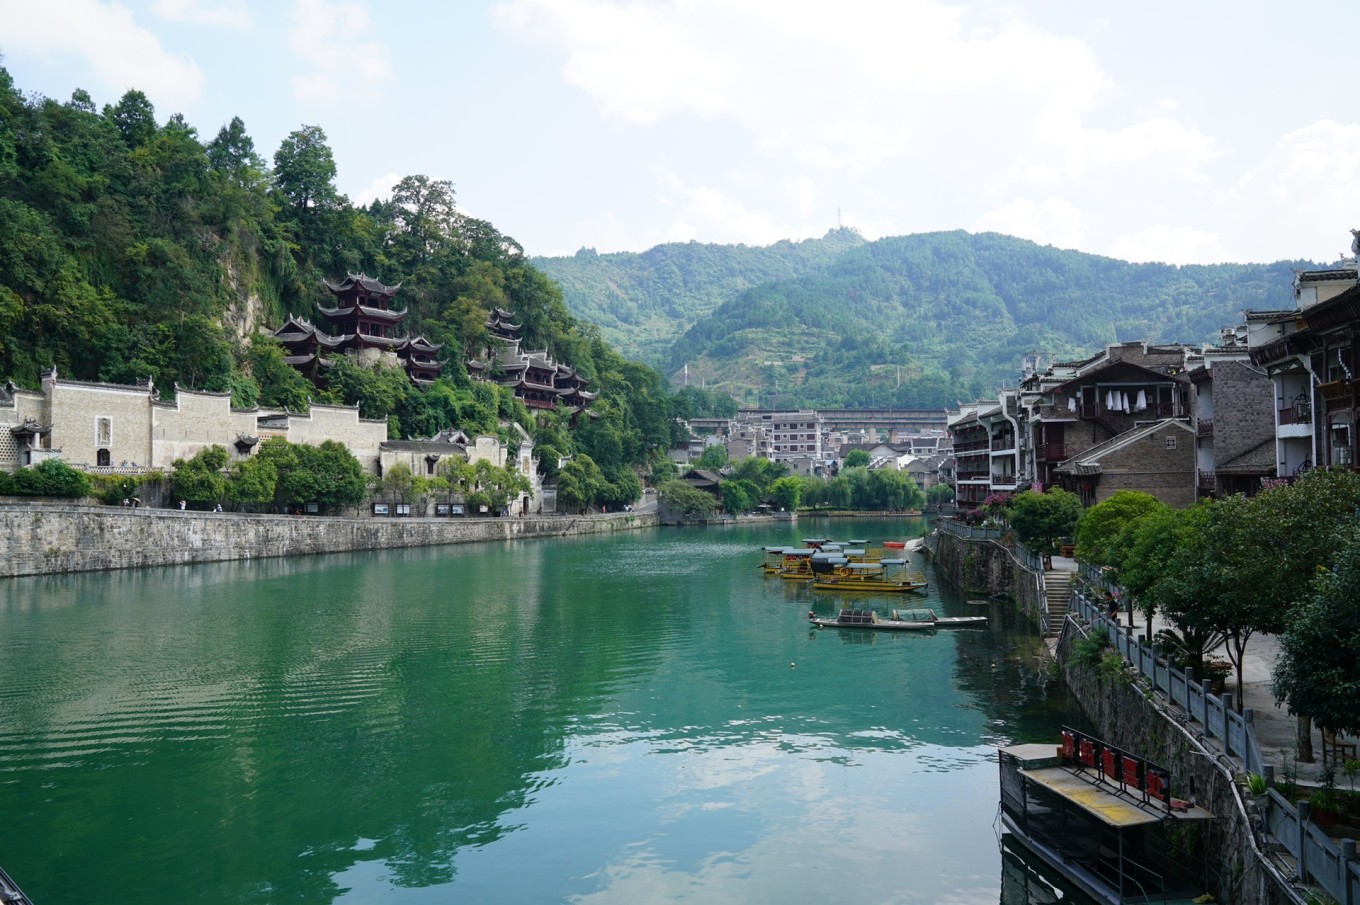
928, 529, 1045, 632
0, 504, 658, 578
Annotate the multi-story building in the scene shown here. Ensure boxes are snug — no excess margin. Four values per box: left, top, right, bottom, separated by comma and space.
1188, 326, 1276, 497
273, 273, 446, 386
1247, 262, 1360, 476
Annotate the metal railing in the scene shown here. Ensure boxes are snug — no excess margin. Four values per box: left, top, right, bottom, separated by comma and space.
1069, 585, 1360, 904
934, 518, 1003, 540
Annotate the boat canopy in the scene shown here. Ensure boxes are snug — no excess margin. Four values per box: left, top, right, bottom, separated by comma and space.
845, 562, 882, 572
893, 608, 937, 622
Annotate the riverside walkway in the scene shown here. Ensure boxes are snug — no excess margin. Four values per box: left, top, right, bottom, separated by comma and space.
1048, 554, 1339, 787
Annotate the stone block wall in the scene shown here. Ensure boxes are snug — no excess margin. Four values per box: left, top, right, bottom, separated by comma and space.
0, 504, 658, 578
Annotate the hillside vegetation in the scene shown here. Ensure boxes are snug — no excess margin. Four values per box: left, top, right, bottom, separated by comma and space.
0, 66, 688, 483
540, 230, 1306, 408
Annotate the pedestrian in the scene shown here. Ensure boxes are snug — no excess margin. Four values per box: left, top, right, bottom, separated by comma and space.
179, 499, 186, 510
1106, 596, 1119, 621
213, 503, 222, 513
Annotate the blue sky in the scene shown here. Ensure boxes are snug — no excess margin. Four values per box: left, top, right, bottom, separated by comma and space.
3, 0, 1359, 264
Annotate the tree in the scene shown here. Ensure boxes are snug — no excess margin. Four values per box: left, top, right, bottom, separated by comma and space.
225, 456, 277, 511
389, 175, 457, 268
926, 483, 954, 505
695, 444, 728, 470
170, 445, 229, 507
106, 90, 157, 148
273, 125, 338, 213
1114, 502, 1178, 635
1008, 488, 1082, 564
557, 455, 603, 513
381, 463, 415, 503
207, 116, 266, 188
769, 475, 802, 512
1274, 519, 1360, 736
8, 459, 91, 498
720, 479, 755, 514
1074, 490, 1164, 572
657, 480, 717, 518
843, 449, 871, 468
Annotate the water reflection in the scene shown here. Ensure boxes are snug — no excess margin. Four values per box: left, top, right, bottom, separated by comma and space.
0, 518, 1082, 903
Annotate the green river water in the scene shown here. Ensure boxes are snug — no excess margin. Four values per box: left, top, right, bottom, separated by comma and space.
0, 517, 1092, 903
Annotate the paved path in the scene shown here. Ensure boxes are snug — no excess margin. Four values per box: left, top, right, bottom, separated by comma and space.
1046, 556, 1345, 788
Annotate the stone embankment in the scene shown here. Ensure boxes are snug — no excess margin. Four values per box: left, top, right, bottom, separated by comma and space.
0, 503, 658, 578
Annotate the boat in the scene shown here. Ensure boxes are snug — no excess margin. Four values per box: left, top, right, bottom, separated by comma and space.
0, 864, 35, 905
761, 546, 791, 574
882, 540, 907, 550
997, 729, 1214, 905
810, 558, 929, 593
807, 607, 987, 630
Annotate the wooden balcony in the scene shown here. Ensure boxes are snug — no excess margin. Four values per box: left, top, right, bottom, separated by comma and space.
1197, 470, 1216, 490
1035, 443, 1068, 462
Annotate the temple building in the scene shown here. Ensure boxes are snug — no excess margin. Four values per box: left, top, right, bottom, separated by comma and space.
272, 273, 445, 386
467, 307, 596, 421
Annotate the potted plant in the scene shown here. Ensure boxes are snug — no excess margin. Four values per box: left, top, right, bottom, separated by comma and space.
1201, 658, 1232, 696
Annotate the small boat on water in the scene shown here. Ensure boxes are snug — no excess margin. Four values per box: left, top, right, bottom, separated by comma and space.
810, 558, 928, 593
0, 864, 35, 905
808, 607, 986, 630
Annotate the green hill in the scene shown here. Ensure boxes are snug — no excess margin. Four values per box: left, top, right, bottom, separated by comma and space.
532, 228, 867, 363
543, 230, 1307, 409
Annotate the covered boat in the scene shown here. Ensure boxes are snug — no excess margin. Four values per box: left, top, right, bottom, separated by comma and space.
998, 729, 1214, 905
810, 558, 928, 593
807, 607, 986, 630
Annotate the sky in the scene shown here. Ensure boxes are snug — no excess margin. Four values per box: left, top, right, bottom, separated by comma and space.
2, 0, 1359, 265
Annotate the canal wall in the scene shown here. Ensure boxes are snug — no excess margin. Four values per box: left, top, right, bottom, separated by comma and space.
1056, 624, 1299, 905
0, 503, 658, 578
926, 528, 1046, 632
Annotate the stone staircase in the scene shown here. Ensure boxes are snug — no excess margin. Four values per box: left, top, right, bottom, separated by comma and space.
1044, 571, 1073, 636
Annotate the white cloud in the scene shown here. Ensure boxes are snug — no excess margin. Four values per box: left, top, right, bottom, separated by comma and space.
1227, 120, 1360, 261
287, 0, 393, 104
651, 167, 808, 247
153, 0, 253, 29
0, 0, 203, 110
974, 197, 1085, 251
351, 171, 401, 207
1109, 226, 1229, 265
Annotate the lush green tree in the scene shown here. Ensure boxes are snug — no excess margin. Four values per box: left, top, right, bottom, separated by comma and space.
557, 454, 603, 514
657, 479, 717, 518
867, 468, 924, 511
106, 89, 157, 149
1074, 490, 1164, 572
225, 455, 277, 511
1274, 520, 1360, 736
926, 483, 954, 505
769, 475, 802, 511
170, 445, 229, 507
843, 449, 871, 468
474, 459, 531, 513
598, 465, 642, 511
695, 444, 728, 470
272, 124, 339, 213
1008, 488, 1082, 563
8, 458, 92, 498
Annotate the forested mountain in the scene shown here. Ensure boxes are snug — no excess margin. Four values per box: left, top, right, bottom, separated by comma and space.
0, 67, 682, 487
533, 228, 867, 362
543, 230, 1308, 409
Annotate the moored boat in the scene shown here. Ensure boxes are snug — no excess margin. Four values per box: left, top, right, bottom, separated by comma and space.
998, 729, 1214, 905
807, 607, 986, 630
810, 558, 929, 593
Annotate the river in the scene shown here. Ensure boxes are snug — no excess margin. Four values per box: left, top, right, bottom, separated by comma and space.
0, 517, 1091, 903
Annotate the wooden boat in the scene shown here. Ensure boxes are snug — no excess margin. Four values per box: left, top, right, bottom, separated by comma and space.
882, 540, 907, 550
998, 730, 1213, 904
807, 607, 986, 630
810, 559, 929, 593
761, 546, 792, 574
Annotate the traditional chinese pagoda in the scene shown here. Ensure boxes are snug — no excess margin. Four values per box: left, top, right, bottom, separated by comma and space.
272, 273, 445, 386
466, 307, 596, 421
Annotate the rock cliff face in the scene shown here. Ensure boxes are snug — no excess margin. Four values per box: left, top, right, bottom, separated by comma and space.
0, 504, 657, 577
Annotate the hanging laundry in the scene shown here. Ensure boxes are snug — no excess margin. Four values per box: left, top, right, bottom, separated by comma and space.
1068, 397, 1077, 413
1136, 390, 1147, 411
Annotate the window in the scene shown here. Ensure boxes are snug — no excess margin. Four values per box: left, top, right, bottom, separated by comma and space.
1164, 436, 1178, 450
96, 417, 112, 447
